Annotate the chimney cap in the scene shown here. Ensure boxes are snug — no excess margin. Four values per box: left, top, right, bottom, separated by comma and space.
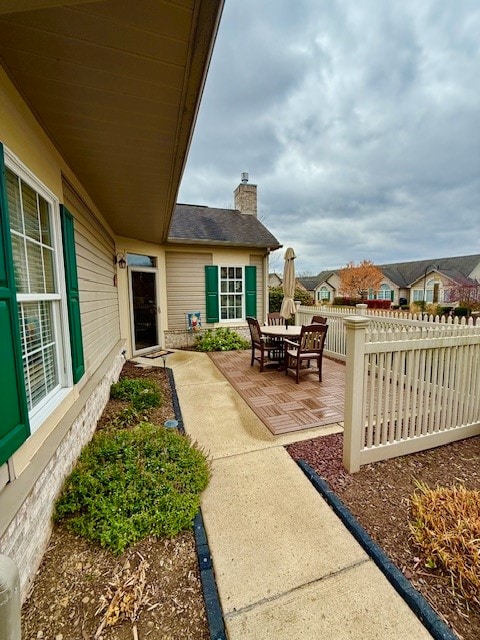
241, 172, 249, 183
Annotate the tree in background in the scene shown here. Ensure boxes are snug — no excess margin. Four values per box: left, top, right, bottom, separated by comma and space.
444, 280, 480, 311
269, 286, 313, 312
339, 260, 383, 300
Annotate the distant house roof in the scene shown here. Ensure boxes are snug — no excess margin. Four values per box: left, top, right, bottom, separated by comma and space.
168, 204, 282, 249
298, 271, 337, 291
378, 254, 480, 287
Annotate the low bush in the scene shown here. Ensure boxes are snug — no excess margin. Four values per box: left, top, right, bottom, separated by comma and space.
110, 377, 162, 411
269, 286, 314, 312
454, 307, 471, 317
54, 422, 210, 554
366, 299, 392, 309
409, 481, 480, 608
333, 296, 362, 306
195, 327, 250, 352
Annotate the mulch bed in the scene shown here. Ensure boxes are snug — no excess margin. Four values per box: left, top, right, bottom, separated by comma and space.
286, 433, 480, 640
21, 361, 209, 640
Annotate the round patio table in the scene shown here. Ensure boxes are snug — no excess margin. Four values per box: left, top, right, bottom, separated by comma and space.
260, 325, 302, 368
260, 324, 302, 338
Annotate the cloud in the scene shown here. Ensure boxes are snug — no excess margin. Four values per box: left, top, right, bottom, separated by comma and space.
179, 0, 480, 273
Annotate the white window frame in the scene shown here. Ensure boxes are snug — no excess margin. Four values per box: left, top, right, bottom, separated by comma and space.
317, 287, 330, 302
218, 265, 245, 322
5, 148, 73, 433
377, 284, 392, 300
413, 289, 424, 302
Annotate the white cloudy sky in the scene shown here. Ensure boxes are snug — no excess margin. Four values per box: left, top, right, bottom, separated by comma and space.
178, 0, 480, 275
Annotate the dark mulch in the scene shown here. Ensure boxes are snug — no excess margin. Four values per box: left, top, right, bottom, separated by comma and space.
22, 361, 209, 640
286, 433, 480, 640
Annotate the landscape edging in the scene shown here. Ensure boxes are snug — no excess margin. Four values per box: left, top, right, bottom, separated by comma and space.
297, 459, 458, 640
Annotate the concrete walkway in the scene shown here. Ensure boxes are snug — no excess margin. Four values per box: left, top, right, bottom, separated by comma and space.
138, 350, 433, 639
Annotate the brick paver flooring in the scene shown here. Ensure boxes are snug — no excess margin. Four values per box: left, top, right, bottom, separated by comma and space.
209, 350, 345, 434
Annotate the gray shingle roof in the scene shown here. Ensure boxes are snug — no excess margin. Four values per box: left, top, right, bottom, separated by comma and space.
378, 254, 480, 287
298, 271, 337, 290
168, 204, 281, 249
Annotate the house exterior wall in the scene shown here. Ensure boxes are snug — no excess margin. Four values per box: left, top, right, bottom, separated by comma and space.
165, 250, 213, 332
163, 246, 268, 348
0, 65, 125, 599
63, 180, 120, 374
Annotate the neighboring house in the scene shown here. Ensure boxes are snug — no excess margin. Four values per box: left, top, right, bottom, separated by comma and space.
269, 272, 283, 288
300, 255, 480, 307
0, 0, 225, 599
298, 271, 341, 304
269, 273, 308, 292
379, 255, 480, 306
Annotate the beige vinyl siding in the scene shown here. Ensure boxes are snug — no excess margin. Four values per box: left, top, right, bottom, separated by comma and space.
62, 181, 120, 374
250, 254, 264, 322
166, 251, 211, 329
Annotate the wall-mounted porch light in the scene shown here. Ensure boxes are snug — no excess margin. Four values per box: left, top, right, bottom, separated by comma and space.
114, 252, 127, 269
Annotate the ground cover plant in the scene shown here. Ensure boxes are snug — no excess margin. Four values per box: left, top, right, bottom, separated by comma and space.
195, 326, 249, 351
54, 422, 210, 554
22, 363, 211, 640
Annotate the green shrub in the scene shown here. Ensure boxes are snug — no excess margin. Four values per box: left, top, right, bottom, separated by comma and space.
195, 327, 250, 352
110, 377, 162, 411
269, 286, 313, 312
54, 422, 210, 554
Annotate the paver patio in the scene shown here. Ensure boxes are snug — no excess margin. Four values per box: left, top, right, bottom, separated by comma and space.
209, 350, 345, 434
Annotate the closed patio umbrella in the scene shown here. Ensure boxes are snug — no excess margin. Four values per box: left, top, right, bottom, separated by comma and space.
280, 247, 297, 320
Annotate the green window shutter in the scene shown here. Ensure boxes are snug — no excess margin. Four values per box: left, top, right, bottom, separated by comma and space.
205, 265, 219, 323
0, 144, 30, 465
60, 206, 85, 383
245, 266, 257, 317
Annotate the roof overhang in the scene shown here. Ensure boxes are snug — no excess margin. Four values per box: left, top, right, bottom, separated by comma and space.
167, 238, 283, 251
0, 0, 224, 243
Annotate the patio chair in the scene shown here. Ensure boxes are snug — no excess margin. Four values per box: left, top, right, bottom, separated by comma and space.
311, 315, 328, 324
267, 312, 284, 326
267, 312, 285, 360
284, 323, 328, 383
246, 316, 278, 372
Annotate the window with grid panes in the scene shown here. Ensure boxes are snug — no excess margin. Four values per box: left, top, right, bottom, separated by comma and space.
219, 266, 244, 320
377, 284, 392, 299
6, 166, 64, 419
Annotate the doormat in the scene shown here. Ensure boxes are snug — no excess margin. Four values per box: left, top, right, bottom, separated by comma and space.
142, 350, 173, 359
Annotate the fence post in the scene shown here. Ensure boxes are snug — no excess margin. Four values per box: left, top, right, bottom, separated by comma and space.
355, 303, 368, 315
343, 316, 370, 473
0, 555, 21, 640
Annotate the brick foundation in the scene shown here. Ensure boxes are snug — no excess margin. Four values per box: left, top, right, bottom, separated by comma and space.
164, 326, 250, 349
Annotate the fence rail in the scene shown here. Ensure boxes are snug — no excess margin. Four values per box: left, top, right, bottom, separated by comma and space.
295, 306, 480, 471
296, 304, 480, 361
342, 317, 480, 472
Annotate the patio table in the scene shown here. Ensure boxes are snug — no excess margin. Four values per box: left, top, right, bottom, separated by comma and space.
260, 324, 302, 366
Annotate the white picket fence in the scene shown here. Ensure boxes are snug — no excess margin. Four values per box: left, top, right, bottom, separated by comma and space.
296, 305, 480, 471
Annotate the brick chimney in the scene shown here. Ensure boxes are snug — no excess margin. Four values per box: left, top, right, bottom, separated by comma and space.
234, 172, 257, 216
